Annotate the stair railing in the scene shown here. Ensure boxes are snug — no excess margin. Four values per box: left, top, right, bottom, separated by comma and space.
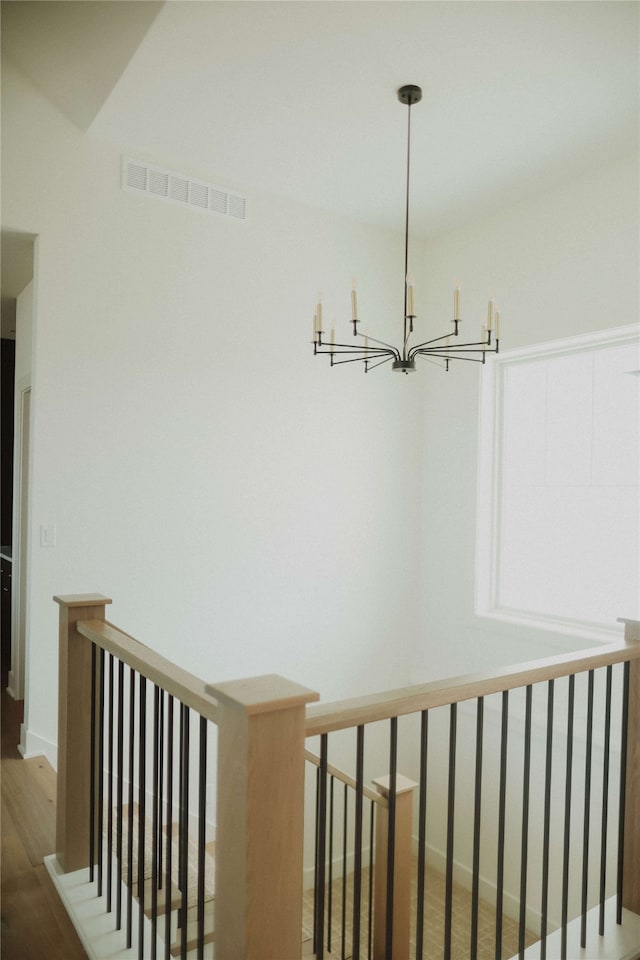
52, 594, 318, 960
303, 619, 640, 960
51, 595, 640, 960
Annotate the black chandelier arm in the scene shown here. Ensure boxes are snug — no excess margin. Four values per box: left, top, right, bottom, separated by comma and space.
314, 345, 397, 361
365, 355, 395, 372
355, 331, 402, 358
325, 353, 396, 369
412, 350, 487, 363
414, 343, 493, 354
407, 331, 457, 357
316, 332, 396, 354
328, 355, 378, 366
314, 339, 394, 355
317, 343, 397, 357
315, 348, 396, 360
409, 338, 491, 360
420, 354, 451, 369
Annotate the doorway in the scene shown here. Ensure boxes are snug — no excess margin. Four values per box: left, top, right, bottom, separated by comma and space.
1, 231, 35, 707
9, 384, 30, 700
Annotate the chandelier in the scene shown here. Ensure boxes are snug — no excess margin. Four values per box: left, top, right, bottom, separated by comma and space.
311, 85, 501, 374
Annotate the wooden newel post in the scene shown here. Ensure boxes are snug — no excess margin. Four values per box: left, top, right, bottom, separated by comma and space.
207, 674, 319, 960
372, 773, 418, 960
53, 593, 112, 874
622, 619, 640, 914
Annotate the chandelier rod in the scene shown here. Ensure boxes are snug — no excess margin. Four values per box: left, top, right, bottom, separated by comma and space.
403, 96, 412, 347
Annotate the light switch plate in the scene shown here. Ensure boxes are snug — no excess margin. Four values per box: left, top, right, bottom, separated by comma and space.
40, 523, 56, 547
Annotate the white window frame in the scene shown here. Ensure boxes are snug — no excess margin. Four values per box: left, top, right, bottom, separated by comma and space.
475, 323, 640, 644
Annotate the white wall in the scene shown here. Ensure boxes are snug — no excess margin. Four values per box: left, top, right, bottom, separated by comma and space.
1, 59, 424, 764
414, 153, 639, 681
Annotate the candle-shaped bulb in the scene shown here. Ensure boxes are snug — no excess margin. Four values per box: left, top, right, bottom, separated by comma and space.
487, 297, 494, 331
454, 285, 460, 321
313, 312, 319, 337
316, 293, 323, 332
495, 310, 500, 340
351, 279, 358, 322
406, 273, 415, 317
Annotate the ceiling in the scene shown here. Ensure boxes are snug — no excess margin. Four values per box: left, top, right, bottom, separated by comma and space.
1, 0, 638, 335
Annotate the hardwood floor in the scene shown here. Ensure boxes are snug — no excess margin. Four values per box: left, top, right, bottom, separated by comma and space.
1, 688, 88, 959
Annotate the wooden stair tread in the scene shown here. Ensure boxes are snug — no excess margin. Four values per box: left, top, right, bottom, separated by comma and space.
170, 899, 215, 955
142, 877, 182, 917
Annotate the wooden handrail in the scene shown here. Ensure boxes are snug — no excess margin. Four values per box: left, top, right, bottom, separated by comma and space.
306, 630, 640, 736
305, 748, 384, 806
77, 618, 219, 724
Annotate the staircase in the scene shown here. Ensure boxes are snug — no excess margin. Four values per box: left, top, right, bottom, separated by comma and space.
112, 803, 215, 957
47, 800, 217, 960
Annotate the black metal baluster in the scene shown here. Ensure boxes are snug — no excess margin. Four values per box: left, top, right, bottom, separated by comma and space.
599, 665, 613, 936
561, 674, 575, 960
138, 674, 147, 960
385, 717, 398, 960
416, 709, 429, 960
106, 654, 115, 912
97, 648, 105, 898
197, 716, 207, 960
617, 661, 631, 925
518, 686, 532, 959
89, 643, 97, 883
368, 798, 374, 960
341, 784, 348, 960
151, 685, 160, 960
178, 702, 184, 903
444, 703, 457, 960
313, 766, 320, 955
353, 725, 365, 959
540, 679, 554, 959
315, 736, 328, 960
157, 690, 164, 891
495, 690, 509, 960
116, 659, 124, 929
179, 704, 190, 960
471, 698, 484, 960
126, 667, 136, 950
581, 671, 595, 949
164, 696, 174, 960
328, 775, 334, 953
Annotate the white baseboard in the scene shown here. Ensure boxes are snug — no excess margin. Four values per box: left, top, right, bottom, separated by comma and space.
305, 834, 546, 933
418, 838, 545, 935
6, 672, 19, 700
19, 725, 58, 769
